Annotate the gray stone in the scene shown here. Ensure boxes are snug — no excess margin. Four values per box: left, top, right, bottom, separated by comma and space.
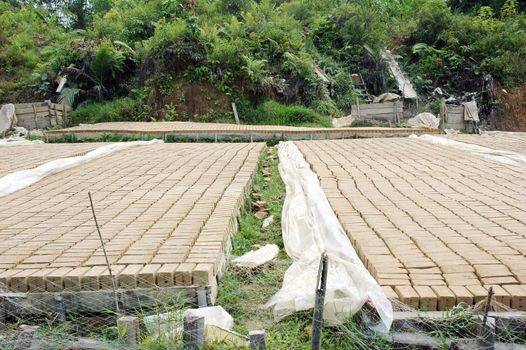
0, 104, 17, 137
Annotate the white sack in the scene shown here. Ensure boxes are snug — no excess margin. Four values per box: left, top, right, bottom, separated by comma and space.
410, 134, 526, 168
407, 112, 440, 129
183, 306, 234, 330
232, 244, 279, 268
266, 141, 392, 330
0, 139, 163, 197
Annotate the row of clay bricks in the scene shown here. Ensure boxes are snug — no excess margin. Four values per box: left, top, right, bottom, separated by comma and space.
0, 263, 216, 293
49, 121, 438, 133
183, 148, 262, 268
295, 139, 526, 310
382, 284, 526, 311
0, 143, 104, 176
441, 134, 526, 155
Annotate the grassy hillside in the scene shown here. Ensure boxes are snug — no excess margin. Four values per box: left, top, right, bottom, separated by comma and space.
1, 0, 525, 128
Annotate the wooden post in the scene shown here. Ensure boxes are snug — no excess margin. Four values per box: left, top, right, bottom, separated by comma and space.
183, 315, 205, 350
439, 98, 446, 131
53, 294, 66, 322
232, 103, 240, 125
53, 103, 58, 127
14, 325, 39, 350
32, 104, 38, 130
117, 315, 139, 350
62, 104, 67, 126
196, 287, 207, 308
0, 297, 6, 324
355, 96, 361, 119
249, 330, 266, 350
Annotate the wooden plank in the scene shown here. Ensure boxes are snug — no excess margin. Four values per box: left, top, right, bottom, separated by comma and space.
14, 106, 49, 114
12, 102, 47, 109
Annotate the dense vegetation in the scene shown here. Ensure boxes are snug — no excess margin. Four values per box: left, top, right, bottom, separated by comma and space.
0, 0, 525, 127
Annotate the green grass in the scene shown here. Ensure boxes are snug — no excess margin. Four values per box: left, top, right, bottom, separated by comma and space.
238, 100, 333, 128
214, 147, 391, 349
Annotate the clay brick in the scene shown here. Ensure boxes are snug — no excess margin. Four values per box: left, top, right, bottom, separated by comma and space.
10, 269, 39, 292
175, 263, 195, 286
394, 286, 419, 309
193, 263, 215, 286
475, 264, 512, 278
137, 264, 161, 288
81, 266, 107, 290
449, 286, 473, 306
430, 286, 456, 310
502, 285, 526, 311
381, 286, 399, 300
414, 286, 438, 311
466, 285, 489, 304
63, 267, 91, 291
481, 276, 518, 285
156, 264, 179, 287
100, 265, 125, 290
484, 285, 511, 307
28, 268, 56, 292
46, 267, 73, 292
118, 265, 143, 289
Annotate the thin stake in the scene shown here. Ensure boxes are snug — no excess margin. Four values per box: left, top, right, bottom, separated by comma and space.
311, 253, 328, 350
88, 192, 120, 314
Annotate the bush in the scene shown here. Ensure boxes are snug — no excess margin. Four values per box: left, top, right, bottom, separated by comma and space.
70, 98, 145, 124
238, 100, 331, 127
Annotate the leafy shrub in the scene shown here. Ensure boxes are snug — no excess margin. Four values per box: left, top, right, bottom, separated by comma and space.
70, 98, 145, 124
238, 100, 331, 127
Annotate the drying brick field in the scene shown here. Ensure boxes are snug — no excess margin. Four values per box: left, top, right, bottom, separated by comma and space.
298, 138, 526, 310
0, 142, 264, 292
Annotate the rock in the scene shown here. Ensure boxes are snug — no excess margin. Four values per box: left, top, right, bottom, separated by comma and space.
0, 104, 17, 137
262, 215, 274, 228
254, 211, 268, 220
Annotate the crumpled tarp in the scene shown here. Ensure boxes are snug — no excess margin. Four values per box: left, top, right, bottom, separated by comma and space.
373, 93, 401, 103
266, 141, 392, 330
462, 101, 479, 122
407, 112, 440, 129
410, 134, 526, 168
0, 139, 163, 197
381, 50, 418, 99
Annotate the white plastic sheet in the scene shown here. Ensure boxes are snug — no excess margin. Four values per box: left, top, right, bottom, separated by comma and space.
407, 112, 440, 129
232, 244, 279, 268
0, 139, 163, 197
266, 141, 392, 330
183, 306, 234, 330
410, 134, 526, 168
